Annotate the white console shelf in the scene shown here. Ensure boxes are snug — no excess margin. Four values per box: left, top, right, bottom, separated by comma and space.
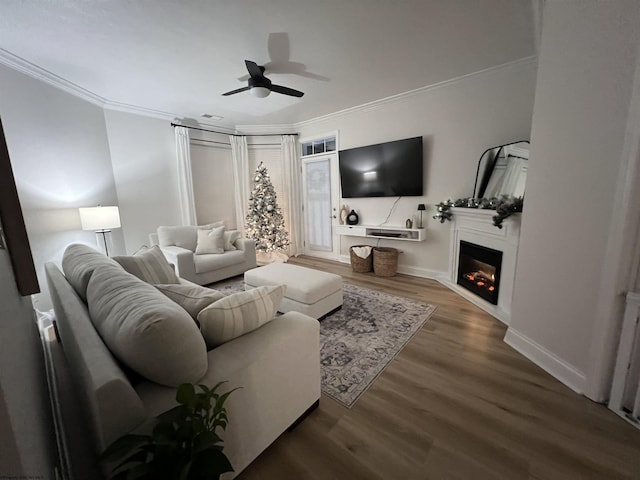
335, 224, 426, 242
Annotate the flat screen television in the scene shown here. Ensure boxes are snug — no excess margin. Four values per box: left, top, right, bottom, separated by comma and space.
338, 136, 423, 198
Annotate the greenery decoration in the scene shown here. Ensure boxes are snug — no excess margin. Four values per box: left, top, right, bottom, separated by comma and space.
432, 195, 524, 228
245, 162, 290, 252
100, 382, 237, 480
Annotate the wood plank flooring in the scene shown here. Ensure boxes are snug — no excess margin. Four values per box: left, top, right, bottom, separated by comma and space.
237, 256, 640, 480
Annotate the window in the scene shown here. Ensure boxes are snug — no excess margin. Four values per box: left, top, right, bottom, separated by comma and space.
301, 136, 336, 157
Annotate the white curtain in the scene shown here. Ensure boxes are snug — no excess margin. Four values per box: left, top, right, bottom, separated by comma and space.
230, 135, 250, 234
175, 126, 197, 225
282, 135, 303, 256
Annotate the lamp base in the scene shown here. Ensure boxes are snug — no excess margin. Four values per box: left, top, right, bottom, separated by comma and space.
95, 230, 113, 256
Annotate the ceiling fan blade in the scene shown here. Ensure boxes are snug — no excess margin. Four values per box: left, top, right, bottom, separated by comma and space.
222, 86, 251, 96
245, 60, 264, 79
270, 84, 304, 97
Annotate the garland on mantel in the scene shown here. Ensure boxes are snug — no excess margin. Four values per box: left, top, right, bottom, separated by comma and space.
433, 195, 524, 229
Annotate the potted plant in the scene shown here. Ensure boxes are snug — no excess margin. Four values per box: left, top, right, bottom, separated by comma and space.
100, 382, 237, 480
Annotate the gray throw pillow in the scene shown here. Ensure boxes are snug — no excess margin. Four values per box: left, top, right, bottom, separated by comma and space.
155, 283, 225, 319
86, 267, 208, 387
113, 245, 179, 284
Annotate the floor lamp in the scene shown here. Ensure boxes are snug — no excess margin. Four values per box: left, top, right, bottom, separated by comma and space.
79, 206, 121, 256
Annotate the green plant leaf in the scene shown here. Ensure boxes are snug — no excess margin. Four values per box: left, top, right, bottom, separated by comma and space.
193, 431, 223, 454
176, 383, 196, 406
189, 448, 234, 478
100, 434, 150, 465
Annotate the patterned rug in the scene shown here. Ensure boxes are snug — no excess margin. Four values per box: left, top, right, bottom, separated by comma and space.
210, 276, 437, 408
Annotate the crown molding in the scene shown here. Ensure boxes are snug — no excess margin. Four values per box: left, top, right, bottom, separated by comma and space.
294, 55, 538, 129
0, 48, 107, 107
235, 124, 298, 135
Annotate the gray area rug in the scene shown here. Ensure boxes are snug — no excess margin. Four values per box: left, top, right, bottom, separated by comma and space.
210, 277, 437, 408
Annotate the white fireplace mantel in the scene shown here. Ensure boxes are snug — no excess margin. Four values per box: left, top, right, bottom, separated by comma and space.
440, 207, 521, 324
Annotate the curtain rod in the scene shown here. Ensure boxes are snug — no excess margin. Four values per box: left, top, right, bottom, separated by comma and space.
171, 122, 298, 137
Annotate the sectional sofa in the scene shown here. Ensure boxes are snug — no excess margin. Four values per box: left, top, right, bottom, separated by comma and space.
45, 243, 320, 479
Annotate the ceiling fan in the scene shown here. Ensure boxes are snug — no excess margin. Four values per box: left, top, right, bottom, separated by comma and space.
222, 60, 304, 98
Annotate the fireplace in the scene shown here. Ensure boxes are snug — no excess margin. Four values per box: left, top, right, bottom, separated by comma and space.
457, 241, 503, 305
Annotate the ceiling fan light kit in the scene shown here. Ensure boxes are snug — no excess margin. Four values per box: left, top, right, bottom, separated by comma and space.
223, 60, 304, 99
250, 86, 271, 98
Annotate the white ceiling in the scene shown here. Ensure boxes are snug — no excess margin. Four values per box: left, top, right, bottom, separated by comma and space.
0, 0, 537, 129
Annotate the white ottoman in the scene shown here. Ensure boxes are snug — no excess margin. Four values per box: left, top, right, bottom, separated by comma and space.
244, 263, 343, 320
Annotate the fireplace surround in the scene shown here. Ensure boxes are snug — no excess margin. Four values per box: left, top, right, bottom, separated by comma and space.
443, 207, 521, 324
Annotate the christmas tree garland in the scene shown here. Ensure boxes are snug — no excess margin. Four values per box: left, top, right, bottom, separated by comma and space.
433, 195, 524, 229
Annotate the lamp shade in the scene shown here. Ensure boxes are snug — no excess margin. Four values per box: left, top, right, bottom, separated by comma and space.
417, 203, 426, 211
79, 206, 121, 231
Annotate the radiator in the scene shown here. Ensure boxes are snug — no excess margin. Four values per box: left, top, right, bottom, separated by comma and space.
609, 292, 640, 427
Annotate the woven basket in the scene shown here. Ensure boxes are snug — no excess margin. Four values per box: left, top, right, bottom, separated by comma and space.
373, 247, 400, 277
349, 245, 373, 273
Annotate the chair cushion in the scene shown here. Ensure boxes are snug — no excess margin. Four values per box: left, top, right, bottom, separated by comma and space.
86, 267, 208, 387
61, 243, 123, 300
113, 245, 179, 285
197, 285, 285, 349
195, 226, 225, 255
157, 222, 224, 251
155, 283, 225, 319
193, 250, 246, 274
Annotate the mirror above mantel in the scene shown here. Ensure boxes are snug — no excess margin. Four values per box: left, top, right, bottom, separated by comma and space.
473, 141, 529, 199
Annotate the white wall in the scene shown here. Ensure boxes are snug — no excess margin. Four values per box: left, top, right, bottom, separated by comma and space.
104, 109, 182, 252
298, 59, 537, 276
508, 0, 640, 394
0, 63, 125, 310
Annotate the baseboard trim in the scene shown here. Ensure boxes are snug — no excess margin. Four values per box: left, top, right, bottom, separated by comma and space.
504, 327, 586, 394
337, 254, 443, 280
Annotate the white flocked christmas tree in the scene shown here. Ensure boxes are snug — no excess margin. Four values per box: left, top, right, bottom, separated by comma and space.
245, 162, 290, 254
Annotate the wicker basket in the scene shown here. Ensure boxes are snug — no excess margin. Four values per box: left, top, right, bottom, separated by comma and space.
373, 247, 400, 277
349, 245, 373, 273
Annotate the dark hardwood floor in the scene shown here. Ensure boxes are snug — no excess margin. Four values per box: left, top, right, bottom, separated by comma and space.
237, 256, 640, 480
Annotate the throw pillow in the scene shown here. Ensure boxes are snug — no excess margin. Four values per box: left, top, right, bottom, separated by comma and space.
195, 226, 225, 255
155, 283, 225, 320
112, 245, 180, 284
157, 222, 225, 251
197, 285, 286, 349
223, 230, 241, 251
86, 266, 208, 387
61, 243, 123, 300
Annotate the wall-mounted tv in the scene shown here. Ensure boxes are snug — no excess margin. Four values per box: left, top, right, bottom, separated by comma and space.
338, 136, 423, 198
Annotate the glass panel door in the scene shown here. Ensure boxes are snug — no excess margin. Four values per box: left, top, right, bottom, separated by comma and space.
302, 154, 339, 259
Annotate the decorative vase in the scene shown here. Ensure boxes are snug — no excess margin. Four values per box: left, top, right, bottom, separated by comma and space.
339, 204, 349, 225
346, 209, 359, 225
405, 218, 413, 229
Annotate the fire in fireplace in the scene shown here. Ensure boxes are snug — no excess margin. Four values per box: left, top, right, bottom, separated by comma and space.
457, 241, 503, 305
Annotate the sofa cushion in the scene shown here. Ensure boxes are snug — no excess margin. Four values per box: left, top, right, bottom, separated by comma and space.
195, 226, 225, 255
155, 283, 225, 320
224, 230, 241, 251
157, 222, 224, 252
197, 285, 285, 348
193, 249, 246, 274
113, 245, 180, 284
86, 267, 208, 387
61, 243, 123, 300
